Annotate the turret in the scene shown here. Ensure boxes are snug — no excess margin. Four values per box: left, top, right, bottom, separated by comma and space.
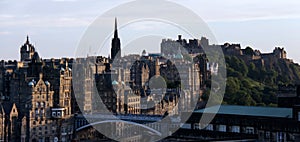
20, 35, 35, 61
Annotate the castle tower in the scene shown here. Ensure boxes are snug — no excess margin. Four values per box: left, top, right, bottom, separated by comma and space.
20, 35, 35, 61
111, 18, 121, 62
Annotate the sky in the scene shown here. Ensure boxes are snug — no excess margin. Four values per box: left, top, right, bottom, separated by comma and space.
0, 0, 300, 62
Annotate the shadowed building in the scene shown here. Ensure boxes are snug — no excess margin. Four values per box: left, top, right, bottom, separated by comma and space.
0, 36, 74, 142
111, 18, 121, 62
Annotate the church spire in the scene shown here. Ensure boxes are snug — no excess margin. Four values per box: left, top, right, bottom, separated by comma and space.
111, 17, 121, 62
114, 17, 118, 38
26, 35, 29, 44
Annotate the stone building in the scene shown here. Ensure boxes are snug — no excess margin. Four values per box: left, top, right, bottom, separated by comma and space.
25, 73, 55, 142
161, 35, 208, 56
130, 60, 149, 90
0, 36, 74, 142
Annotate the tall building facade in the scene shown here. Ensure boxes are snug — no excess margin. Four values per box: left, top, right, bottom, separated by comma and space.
0, 37, 74, 142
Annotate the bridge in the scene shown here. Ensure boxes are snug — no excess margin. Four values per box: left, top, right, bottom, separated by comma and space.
74, 113, 166, 129
76, 120, 162, 136
75, 114, 180, 140
74, 113, 182, 140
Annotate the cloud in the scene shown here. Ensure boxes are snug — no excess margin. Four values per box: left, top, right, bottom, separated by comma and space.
173, 0, 300, 23
52, 0, 78, 2
0, 16, 93, 28
0, 14, 15, 19
0, 31, 12, 35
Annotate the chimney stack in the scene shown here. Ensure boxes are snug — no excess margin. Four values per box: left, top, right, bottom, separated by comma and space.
178, 35, 182, 41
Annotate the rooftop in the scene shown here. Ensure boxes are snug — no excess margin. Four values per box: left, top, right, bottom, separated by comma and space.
194, 105, 293, 118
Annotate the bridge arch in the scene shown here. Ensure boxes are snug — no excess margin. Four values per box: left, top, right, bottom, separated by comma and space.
76, 120, 162, 136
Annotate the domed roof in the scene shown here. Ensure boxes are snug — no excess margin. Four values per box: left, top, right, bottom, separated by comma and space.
28, 81, 35, 86
112, 80, 119, 85
60, 67, 65, 72
45, 81, 50, 86
142, 50, 147, 56
21, 36, 35, 52
174, 53, 183, 59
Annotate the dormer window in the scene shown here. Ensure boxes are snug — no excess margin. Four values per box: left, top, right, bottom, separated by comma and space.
51, 108, 64, 118
52, 112, 56, 117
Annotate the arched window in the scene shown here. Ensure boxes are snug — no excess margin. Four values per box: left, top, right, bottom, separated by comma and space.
40, 102, 44, 108
35, 109, 39, 118
57, 112, 61, 117
52, 112, 56, 117
40, 109, 44, 117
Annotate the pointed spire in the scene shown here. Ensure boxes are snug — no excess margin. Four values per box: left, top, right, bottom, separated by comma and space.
26, 35, 29, 44
114, 17, 118, 38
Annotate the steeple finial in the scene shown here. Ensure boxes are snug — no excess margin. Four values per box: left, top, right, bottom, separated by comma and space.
114, 17, 118, 38
26, 35, 29, 44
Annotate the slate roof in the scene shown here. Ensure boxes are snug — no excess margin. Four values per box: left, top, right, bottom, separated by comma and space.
194, 105, 293, 118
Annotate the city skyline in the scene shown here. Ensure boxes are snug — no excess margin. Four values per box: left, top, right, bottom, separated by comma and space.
1, 1, 300, 140
0, 0, 300, 62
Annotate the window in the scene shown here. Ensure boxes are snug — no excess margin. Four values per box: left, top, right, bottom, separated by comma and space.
265, 131, 270, 139
40, 109, 44, 116
246, 127, 254, 134
52, 112, 56, 117
35, 109, 39, 115
194, 123, 200, 130
231, 126, 240, 133
205, 124, 213, 131
218, 125, 226, 132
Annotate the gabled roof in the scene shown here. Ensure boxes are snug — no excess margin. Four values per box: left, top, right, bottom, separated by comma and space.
10, 103, 18, 117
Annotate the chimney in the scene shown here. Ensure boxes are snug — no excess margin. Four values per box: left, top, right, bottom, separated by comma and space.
178, 35, 182, 41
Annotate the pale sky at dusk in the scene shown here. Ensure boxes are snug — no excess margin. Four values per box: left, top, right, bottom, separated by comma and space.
1, 0, 300, 62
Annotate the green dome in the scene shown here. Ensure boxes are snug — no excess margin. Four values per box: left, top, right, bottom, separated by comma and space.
174, 53, 183, 59
112, 80, 119, 85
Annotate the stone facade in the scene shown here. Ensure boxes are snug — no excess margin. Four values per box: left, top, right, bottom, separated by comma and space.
0, 37, 74, 142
